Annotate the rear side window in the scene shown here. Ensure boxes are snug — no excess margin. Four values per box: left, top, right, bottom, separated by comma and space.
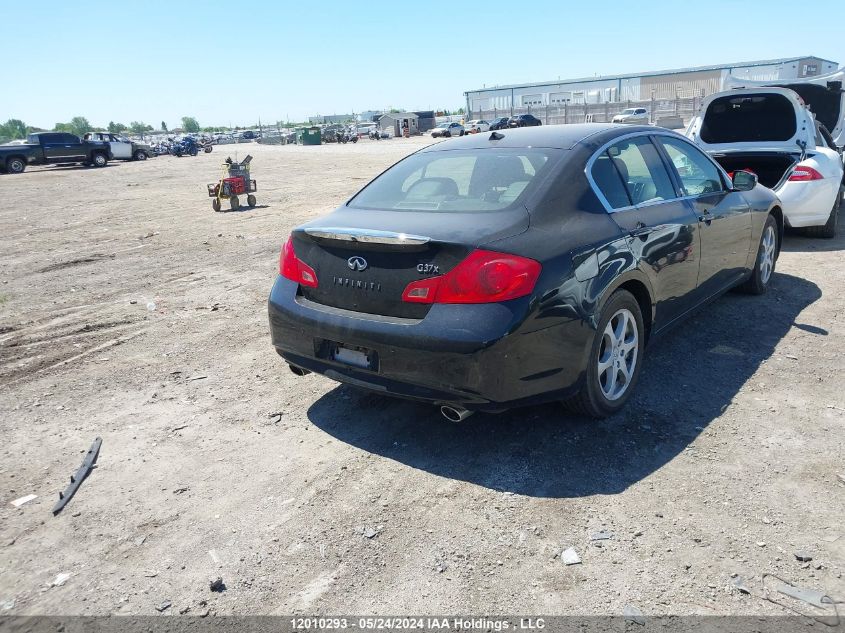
700, 93, 797, 143
349, 148, 557, 212
592, 137, 676, 209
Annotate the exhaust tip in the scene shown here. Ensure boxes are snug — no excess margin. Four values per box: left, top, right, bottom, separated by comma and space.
440, 405, 474, 422
288, 364, 310, 377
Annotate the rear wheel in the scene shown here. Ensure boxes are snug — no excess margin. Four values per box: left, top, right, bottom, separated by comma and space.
247, 194, 256, 207
6, 157, 26, 174
212, 198, 221, 212
565, 289, 644, 418
92, 152, 107, 167
134, 150, 147, 161
803, 193, 840, 239
230, 196, 240, 211
740, 214, 778, 294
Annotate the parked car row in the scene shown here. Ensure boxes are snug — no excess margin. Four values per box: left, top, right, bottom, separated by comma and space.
432, 114, 543, 138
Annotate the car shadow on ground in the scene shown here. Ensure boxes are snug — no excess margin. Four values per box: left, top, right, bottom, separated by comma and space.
306, 272, 821, 498
216, 204, 271, 213
17, 164, 120, 174
782, 230, 844, 255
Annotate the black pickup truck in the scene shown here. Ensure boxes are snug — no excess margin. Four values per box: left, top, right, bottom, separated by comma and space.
0, 132, 113, 174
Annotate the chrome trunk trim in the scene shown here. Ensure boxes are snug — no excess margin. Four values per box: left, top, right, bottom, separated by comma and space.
303, 227, 431, 245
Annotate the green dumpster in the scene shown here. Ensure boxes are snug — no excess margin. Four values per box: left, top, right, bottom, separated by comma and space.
297, 126, 322, 145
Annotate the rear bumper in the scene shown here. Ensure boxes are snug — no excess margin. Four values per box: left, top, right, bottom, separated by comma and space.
777, 179, 840, 227
267, 276, 590, 411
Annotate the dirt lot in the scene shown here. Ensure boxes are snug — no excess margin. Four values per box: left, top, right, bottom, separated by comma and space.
0, 138, 843, 618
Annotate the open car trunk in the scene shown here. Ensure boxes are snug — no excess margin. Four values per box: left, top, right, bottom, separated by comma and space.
723, 69, 845, 148
710, 152, 797, 189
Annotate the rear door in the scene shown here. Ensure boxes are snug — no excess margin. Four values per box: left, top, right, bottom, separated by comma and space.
40, 133, 82, 161
590, 134, 701, 329
656, 135, 752, 296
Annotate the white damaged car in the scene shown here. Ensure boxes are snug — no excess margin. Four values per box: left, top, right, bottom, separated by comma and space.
686, 87, 843, 237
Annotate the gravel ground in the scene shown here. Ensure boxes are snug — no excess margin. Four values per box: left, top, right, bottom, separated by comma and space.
0, 138, 843, 618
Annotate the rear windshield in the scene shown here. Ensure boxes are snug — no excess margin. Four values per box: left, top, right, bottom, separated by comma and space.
701, 93, 797, 143
348, 148, 558, 212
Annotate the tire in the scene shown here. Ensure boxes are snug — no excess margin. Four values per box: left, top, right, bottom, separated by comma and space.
802, 193, 840, 239
459, 130, 465, 136
134, 150, 147, 161
204, 145, 212, 153
443, 132, 451, 138
212, 198, 221, 212
739, 214, 779, 295
247, 194, 256, 207
6, 157, 26, 174
230, 196, 240, 211
92, 152, 107, 167
565, 289, 645, 418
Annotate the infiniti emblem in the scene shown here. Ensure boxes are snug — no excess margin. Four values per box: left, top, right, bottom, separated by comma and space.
347, 256, 368, 272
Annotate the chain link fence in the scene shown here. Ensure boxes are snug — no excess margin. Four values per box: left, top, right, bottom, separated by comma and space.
470, 96, 703, 129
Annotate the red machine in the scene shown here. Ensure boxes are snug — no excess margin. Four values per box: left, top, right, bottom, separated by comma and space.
207, 155, 257, 211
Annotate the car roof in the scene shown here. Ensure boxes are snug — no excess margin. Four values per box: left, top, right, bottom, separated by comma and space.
419, 123, 666, 151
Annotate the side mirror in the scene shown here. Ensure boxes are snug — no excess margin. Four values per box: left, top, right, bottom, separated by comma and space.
732, 170, 757, 192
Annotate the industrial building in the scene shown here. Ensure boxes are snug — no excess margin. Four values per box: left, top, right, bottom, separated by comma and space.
464, 56, 839, 125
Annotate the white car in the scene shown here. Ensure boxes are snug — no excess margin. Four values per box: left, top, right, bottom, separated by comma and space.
612, 108, 649, 124
465, 120, 490, 133
686, 87, 843, 237
87, 132, 151, 160
430, 122, 465, 138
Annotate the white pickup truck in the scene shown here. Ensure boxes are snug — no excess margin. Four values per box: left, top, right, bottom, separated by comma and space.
86, 132, 152, 161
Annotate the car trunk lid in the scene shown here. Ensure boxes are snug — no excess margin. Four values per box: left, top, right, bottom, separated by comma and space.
687, 89, 813, 154
724, 69, 845, 148
291, 205, 530, 319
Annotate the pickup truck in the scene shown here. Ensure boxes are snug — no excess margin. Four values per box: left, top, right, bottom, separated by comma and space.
86, 132, 152, 161
0, 132, 113, 174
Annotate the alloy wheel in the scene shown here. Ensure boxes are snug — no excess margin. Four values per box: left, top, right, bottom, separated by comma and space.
597, 308, 639, 401
760, 225, 776, 284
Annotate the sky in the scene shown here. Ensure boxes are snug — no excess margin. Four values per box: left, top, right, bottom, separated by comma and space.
6, 0, 844, 130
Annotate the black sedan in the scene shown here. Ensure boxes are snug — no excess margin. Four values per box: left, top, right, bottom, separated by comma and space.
508, 113, 542, 127
268, 124, 782, 419
488, 117, 510, 131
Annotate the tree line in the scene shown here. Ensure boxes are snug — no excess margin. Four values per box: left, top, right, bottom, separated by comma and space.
0, 116, 203, 143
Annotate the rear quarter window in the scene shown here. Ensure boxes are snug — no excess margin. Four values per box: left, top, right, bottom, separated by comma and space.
700, 93, 797, 143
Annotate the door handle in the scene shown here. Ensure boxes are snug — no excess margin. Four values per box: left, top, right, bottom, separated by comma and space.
699, 210, 713, 225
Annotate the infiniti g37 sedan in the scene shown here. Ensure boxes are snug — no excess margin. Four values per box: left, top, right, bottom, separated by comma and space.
268, 124, 783, 419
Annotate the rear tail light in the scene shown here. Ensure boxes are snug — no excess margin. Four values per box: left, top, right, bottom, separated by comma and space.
788, 166, 824, 181
402, 249, 541, 304
279, 235, 318, 288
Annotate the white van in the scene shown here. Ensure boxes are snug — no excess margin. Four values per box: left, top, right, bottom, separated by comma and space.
685, 87, 843, 237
